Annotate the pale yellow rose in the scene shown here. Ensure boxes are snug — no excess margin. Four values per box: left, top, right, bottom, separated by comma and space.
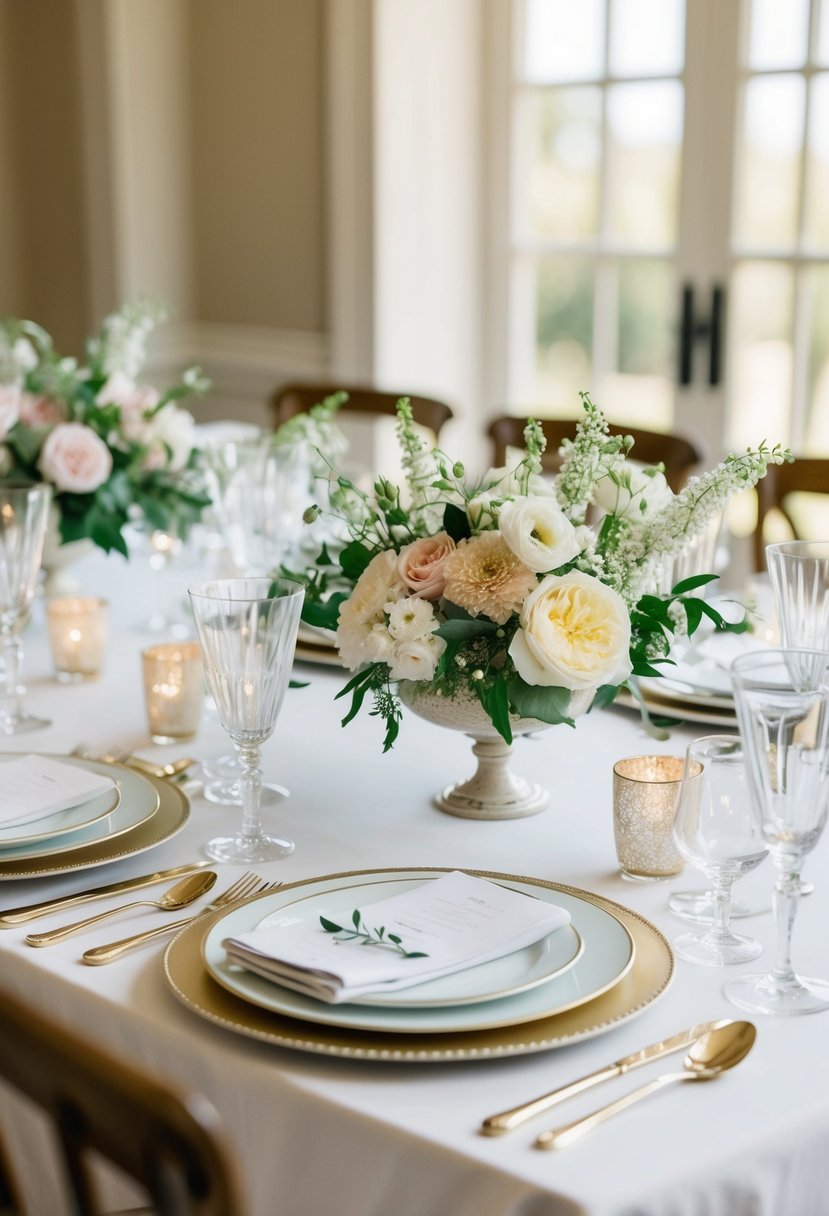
336, 550, 404, 670
509, 570, 632, 690
498, 496, 581, 573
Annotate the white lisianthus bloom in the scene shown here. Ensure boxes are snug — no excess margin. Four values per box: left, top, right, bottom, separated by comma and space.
498, 496, 581, 574
388, 634, 446, 682
365, 623, 396, 663
336, 550, 405, 670
593, 462, 673, 522
385, 596, 438, 643
509, 570, 632, 690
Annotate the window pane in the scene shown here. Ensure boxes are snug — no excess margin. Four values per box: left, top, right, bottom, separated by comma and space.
609, 0, 684, 77
804, 74, 829, 250
522, 0, 605, 83
514, 88, 602, 240
534, 257, 594, 411
733, 75, 805, 249
818, 0, 829, 64
806, 267, 829, 452
747, 0, 809, 69
728, 262, 794, 449
606, 81, 683, 247
596, 259, 674, 430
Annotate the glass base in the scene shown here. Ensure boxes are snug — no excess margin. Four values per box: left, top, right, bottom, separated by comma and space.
204, 832, 295, 864
0, 712, 51, 735
668, 890, 770, 922
620, 869, 677, 883
724, 972, 829, 1016
673, 929, 763, 966
203, 778, 288, 807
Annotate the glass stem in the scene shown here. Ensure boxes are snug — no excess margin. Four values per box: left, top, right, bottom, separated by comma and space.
709, 875, 733, 943
771, 851, 801, 992
238, 743, 263, 845
0, 631, 22, 725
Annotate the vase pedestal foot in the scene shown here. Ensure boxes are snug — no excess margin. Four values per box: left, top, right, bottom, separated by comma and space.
434, 735, 549, 821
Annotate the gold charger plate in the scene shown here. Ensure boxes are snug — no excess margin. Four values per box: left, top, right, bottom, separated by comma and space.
0, 768, 189, 880
294, 639, 343, 668
164, 867, 674, 1063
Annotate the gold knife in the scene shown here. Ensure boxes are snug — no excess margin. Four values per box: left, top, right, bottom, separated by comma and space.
0, 861, 209, 927
479, 1019, 730, 1136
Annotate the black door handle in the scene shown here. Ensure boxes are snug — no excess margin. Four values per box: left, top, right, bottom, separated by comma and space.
678, 283, 725, 388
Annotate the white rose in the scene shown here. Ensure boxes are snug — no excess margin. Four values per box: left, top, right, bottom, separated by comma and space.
365, 623, 396, 663
38, 423, 113, 494
593, 463, 673, 521
498, 496, 581, 574
388, 634, 446, 682
0, 386, 20, 440
509, 570, 632, 690
143, 404, 195, 471
385, 597, 438, 642
336, 550, 405, 670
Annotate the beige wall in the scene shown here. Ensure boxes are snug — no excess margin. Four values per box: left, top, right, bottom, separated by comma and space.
188, 0, 325, 333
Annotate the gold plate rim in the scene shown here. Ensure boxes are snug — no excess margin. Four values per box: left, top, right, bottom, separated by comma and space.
614, 688, 738, 729
294, 641, 343, 668
164, 867, 674, 1063
0, 768, 188, 880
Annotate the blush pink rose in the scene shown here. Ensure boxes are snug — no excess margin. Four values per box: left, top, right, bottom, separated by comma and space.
397, 532, 456, 601
18, 392, 64, 427
38, 423, 113, 494
0, 386, 20, 440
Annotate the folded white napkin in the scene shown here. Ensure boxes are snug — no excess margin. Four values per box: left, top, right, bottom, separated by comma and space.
223, 870, 571, 1004
0, 756, 115, 829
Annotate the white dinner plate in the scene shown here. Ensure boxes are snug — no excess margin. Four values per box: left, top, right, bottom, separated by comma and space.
254, 899, 584, 1008
639, 675, 734, 711
0, 767, 121, 848
0, 755, 159, 861
203, 871, 635, 1035
614, 688, 739, 729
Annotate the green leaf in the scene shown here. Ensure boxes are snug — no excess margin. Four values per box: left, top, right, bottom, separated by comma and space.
631, 659, 669, 678
388, 934, 401, 945
352, 909, 361, 929
442, 601, 477, 621
339, 540, 373, 580
301, 593, 347, 631
404, 951, 429, 959
319, 916, 343, 933
340, 677, 373, 727
382, 713, 400, 753
443, 502, 471, 543
591, 683, 620, 710
683, 598, 705, 635
485, 674, 513, 745
435, 618, 496, 641
334, 666, 377, 701
506, 677, 575, 727
289, 679, 309, 689
671, 573, 719, 596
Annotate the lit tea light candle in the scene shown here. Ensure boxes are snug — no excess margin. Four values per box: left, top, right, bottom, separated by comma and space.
612, 755, 687, 881
141, 642, 203, 744
46, 597, 108, 683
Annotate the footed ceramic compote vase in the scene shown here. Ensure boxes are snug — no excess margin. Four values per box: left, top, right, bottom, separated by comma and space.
400, 683, 594, 820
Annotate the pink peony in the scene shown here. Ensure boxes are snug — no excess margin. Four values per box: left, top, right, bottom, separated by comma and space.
39, 423, 113, 494
0, 386, 20, 440
18, 392, 64, 427
397, 532, 456, 601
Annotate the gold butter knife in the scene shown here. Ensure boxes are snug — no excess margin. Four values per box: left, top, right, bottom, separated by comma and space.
0, 861, 209, 927
479, 1019, 730, 1136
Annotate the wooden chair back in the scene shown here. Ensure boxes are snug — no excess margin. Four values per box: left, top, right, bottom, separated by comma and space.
271, 382, 453, 439
487, 415, 703, 493
754, 457, 829, 570
0, 990, 243, 1215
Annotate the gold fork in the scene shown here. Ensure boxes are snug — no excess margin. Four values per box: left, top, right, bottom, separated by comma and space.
81, 872, 281, 965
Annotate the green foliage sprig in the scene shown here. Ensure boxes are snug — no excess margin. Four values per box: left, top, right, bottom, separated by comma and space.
320, 910, 429, 958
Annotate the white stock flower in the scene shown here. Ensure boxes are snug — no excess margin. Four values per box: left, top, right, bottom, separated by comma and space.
593, 463, 673, 522
388, 634, 446, 682
336, 550, 405, 670
509, 570, 632, 691
0, 386, 20, 440
498, 496, 581, 574
385, 597, 438, 643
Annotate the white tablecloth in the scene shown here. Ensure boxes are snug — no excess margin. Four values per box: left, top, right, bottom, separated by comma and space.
1, 548, 827, 1216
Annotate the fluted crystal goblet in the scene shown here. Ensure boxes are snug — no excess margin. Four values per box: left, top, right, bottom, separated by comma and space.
0, 484, 51, 733
189, 577, 304, 863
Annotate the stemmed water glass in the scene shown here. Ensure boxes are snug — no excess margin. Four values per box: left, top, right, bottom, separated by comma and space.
0, 484, 52, 734
671, 735, 768, 965
725, 649, 829, 1016
189, 577, 304, 863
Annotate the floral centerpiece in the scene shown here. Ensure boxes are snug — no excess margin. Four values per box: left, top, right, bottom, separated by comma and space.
0, 300, 211, 557
291, 395, 790, 818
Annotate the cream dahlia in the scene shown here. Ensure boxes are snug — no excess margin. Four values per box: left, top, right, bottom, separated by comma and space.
442, 533, 536, 626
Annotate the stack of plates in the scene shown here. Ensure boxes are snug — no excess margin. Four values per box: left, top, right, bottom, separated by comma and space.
0, 754, 190, 880
294, 624, 342, 668
164, 868, 674, 1062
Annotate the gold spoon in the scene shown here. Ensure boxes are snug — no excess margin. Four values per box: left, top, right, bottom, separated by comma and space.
25, 871, 218, 947
534, 1020, 757, 1150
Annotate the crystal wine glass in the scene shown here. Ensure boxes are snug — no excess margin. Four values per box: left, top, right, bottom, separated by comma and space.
725, 648, 829, 1016
0, 484, 52, 734
189, 577, 304, 863
198, 440, 311, 806
671, 735, 768, 965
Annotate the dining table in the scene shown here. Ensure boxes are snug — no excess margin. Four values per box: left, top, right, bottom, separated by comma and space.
0, 540, 826, 1216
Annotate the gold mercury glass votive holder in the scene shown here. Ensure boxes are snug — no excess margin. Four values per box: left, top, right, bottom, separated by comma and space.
141, 642, 203, 745
612, 755, 686, 882
46, 597, 108, 683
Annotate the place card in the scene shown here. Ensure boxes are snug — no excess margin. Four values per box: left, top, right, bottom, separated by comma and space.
0, 756, 115, 828
224, 870, 571, 1004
